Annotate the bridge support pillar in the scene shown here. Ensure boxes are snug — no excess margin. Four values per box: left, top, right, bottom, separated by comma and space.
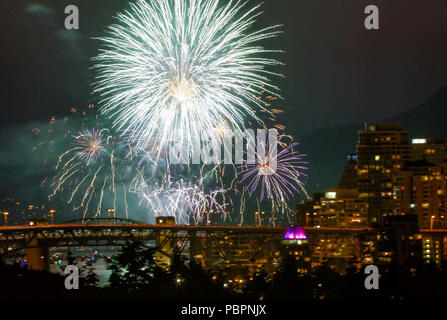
189, 231, 196, 262
205, 232, 211, 267
155, 230, 173, 268
26, 235, 49, 272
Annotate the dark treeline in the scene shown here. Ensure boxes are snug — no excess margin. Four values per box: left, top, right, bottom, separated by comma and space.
1, 241, 447, 300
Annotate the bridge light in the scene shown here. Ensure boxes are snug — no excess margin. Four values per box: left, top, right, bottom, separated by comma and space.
1, 211, 8, 226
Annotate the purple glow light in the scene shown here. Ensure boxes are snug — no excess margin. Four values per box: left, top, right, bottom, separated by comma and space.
284, 226, 307, 240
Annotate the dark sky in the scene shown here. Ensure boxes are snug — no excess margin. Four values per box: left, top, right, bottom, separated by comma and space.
1, 0, 447, 136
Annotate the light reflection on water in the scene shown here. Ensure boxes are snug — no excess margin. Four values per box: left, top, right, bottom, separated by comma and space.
49, 247, 118, 287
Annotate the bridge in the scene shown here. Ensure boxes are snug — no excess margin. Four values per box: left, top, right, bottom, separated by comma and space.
0, 218, 445, 273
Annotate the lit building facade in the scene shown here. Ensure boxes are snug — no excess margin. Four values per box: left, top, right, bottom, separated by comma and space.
319, 189, 368, 227
396, 160, 447, 229
295, 193, 323, 226
375, 215, 422, 265
293, 122, 447, 266
338, 154, 358, 189
356, 122, 411, 226
280, 226, 311, 275
296, 190, 368, 228
411, 138, 447, 164
421, 236, 446, 265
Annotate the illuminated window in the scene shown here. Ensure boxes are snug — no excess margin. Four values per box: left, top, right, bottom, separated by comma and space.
359, 193, 369, 198
325, 192, 337, 199
412, 138, 427, 144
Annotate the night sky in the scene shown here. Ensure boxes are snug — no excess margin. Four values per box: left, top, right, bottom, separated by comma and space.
1, 0, 447, 221
2, 0, 447, 135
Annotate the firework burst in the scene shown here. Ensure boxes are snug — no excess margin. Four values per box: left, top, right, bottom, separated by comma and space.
49, 128, 132, 220
93, 0, 282, 155
238, 134, 308, 205
134, 177, 227, 225
74, 129, 108, 162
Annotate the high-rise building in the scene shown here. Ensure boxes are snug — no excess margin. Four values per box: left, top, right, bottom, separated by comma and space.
396, 160, 447, 229
356, 122, 411, 226
295, 193, 323, 226
320, 189, 368, 227
411, 138, 447, 164
338, 154, 358, 189
296, 190, 368, 227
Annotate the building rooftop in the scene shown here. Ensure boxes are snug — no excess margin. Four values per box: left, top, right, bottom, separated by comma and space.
364, 122, 403, 131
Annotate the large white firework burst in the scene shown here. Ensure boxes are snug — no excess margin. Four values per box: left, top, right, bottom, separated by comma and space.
93, 0, 282, 156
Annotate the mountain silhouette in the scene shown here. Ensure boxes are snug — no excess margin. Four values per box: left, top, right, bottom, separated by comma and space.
300, 84, 447, 194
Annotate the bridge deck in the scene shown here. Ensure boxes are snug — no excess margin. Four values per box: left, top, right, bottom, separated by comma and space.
0, 223, 373, 233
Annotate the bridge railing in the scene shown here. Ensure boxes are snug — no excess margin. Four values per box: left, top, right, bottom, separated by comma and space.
62, 217, 146, 225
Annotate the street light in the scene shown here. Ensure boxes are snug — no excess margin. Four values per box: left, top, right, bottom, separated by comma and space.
430, 215, 444, 230
2, 211, 9, 226
49, 209, 56, 224
254, 212, 260, 226
107, 208, 115, 218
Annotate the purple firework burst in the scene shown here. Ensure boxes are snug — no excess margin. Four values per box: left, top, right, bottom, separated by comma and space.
74, 129, 108, 162
238, 135, 308, 203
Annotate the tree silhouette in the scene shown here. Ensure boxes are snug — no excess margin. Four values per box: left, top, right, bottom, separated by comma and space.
244, 269, 270, 299
82, 259, 100, 288
269, 254, 314, 300
107, 240, 160, 293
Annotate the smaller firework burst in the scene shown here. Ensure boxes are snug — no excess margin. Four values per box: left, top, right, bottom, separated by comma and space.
238, 133, 308, 205
49, 127, 133, 220
74, 129, 107, 162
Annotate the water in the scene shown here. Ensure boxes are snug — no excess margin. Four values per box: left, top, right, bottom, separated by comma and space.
49, 246, 119, 287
